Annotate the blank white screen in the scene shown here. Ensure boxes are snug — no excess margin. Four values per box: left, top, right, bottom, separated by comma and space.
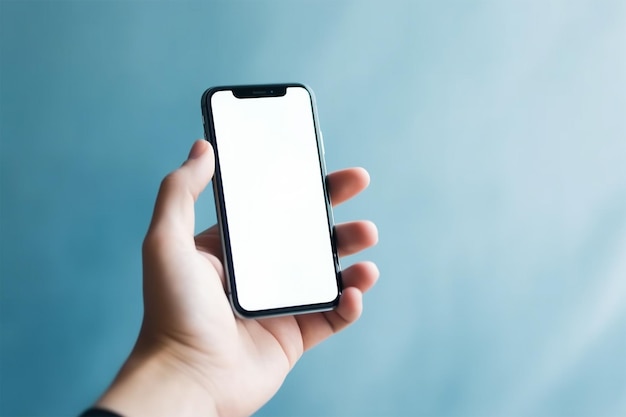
211, 86, 339, 312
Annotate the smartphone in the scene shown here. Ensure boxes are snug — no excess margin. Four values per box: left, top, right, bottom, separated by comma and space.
200, 83, 341, 318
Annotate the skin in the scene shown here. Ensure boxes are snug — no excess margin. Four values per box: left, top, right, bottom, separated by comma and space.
95, 140, 379, 417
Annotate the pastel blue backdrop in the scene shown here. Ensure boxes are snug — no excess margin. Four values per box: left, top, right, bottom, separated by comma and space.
1, 1, 625, 416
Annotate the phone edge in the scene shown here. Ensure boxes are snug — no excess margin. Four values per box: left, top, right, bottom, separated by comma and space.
200, 83, 342, 319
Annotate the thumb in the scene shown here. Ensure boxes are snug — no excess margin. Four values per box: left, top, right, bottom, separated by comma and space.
147, 140, 215, 242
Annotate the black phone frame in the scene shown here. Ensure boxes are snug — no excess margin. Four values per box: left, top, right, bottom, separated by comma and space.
200, 83, 342, 318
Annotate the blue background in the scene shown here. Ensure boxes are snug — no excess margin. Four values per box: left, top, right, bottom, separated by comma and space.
1, 1, 625, 416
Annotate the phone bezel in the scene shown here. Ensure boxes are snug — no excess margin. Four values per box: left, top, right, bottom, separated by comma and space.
200, 83, 342, 318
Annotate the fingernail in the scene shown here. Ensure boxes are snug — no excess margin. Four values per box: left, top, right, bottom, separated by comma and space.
187, 140, 207, 160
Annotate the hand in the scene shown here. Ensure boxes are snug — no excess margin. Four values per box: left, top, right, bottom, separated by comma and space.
95, 140, 379, 417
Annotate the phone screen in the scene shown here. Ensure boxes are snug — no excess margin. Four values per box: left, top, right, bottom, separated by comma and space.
208, 85, 340, 315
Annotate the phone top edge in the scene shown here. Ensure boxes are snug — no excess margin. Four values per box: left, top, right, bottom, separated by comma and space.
203, 82, 308, 91
201, 83, 313, 102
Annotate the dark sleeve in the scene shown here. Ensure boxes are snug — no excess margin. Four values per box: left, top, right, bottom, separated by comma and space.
79, 407, 124, 417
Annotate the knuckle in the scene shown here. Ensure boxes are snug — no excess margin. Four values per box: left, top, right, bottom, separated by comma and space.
142, 232, 157, 256
142, 227, 168, 257
159, 170, 184, 193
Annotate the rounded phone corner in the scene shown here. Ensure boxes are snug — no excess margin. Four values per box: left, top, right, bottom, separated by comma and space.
230, 299, 256, 320
286, 83, 314, 99
200, 86, 220, 107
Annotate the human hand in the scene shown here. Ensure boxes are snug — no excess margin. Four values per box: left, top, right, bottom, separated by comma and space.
95, 140, 378, 417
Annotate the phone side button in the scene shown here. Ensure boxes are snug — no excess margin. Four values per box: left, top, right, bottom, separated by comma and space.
320, 131, 326, 155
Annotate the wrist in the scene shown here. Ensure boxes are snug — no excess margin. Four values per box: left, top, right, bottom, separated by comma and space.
95, 340, 219, 417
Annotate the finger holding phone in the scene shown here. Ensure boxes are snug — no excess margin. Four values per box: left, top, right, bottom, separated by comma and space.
88, 85, 379, 417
